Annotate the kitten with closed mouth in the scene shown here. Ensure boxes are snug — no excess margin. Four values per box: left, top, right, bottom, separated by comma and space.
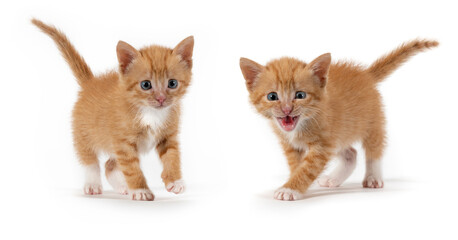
32, 19, 193, 201
240, 39, 438, 201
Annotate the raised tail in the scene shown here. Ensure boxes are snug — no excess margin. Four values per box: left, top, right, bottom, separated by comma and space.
31, 19, 93, 85
367, 39, 438, 83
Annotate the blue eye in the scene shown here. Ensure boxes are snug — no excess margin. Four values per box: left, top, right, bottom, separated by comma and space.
140, 80, 152, 90
267, 92, 279, 101
168, 79, 178, 89
295, 91, 306, 99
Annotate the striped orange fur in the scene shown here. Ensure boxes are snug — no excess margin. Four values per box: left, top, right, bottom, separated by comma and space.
32, 19, 193, 201
240, 39, 438, 200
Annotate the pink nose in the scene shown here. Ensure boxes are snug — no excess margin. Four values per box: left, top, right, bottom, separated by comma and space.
156, 95, 166, 104
281, 105, 292, 115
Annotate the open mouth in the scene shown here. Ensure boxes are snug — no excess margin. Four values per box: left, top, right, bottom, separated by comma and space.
276, 115, 299, 132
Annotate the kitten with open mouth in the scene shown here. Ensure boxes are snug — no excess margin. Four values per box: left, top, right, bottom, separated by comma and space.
240, 39, 438, 200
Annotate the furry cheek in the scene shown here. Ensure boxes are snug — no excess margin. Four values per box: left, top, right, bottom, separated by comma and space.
255, 101, 282, 119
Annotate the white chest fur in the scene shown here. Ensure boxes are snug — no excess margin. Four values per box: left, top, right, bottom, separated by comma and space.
284, 131, 309, 152
137, 106, 171, 153
139, 106, 171, 129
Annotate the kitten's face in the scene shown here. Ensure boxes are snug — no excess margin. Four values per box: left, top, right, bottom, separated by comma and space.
116, 37, 194, 109
240, 55, 331, 132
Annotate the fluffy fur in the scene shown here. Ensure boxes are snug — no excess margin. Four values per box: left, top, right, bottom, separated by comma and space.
32, 19, 194, 201
240, 39, 438, 201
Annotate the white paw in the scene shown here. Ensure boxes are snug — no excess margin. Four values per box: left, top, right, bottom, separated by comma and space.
106, 169, 128, 195
317, 175, 343, 188
363, 175, 384, 188
116, 186, 129, 195
130, 189, 155, 201
274, 187, 303, 201
84, 163, 102, 195
166, 179, 185, 194
84, 183, 102, 195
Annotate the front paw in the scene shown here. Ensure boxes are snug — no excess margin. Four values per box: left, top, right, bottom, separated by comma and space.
274, 187, 303, 201
363, 175, 384, 188
130, 189, 155, 201
166, 179, 185, 194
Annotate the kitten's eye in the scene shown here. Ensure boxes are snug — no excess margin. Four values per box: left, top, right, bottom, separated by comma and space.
295, 91, 306, 99
168, 79, 178, 89
140, 80, 152, 90
267, 92, 279, 101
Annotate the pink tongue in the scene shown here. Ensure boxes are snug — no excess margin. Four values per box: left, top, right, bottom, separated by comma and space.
278, 116, 297, 131
283, 116, 293, 125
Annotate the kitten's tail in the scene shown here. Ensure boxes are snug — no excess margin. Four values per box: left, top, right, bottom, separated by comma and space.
31, 19, 93, 85
367, 39, 438, 83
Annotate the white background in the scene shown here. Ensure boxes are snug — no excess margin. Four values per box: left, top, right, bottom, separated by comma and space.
1, 0, 457, 239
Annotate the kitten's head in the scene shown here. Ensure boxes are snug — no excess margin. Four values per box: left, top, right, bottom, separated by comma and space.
116, 36, 194, 109
239, 54, 331, 132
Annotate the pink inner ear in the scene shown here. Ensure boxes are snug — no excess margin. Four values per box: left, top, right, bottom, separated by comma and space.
244, 67, 260, 82
240, 58, 263, 90
310, 53, 331, 88
177, 46, 192, 62
313, 65, 327, 81
118, 51, 135, 73
173, 36, 194, 68
116, 41, 138, 74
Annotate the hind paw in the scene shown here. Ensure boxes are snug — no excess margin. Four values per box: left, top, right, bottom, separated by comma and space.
317, 175, 344, 188
84, 184, 102, 195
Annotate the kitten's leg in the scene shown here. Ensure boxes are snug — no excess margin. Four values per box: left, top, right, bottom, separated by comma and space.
105, 158, 128, 195
317, 147, 357, 187
156, 136, 184, 194
363, 159, 383, 188
76, 147, 102, 195
115, 142, 154, 201
275, 143, 332, 201
362, 124, 385, 188
282, 143, 305, 174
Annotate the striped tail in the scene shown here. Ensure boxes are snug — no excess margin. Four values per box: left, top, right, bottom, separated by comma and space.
31, 19, 93, 85
367, 39, 438, 83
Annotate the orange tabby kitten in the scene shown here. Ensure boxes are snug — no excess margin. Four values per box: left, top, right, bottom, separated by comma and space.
32, 19, 194, 201
240, 39, 438, 201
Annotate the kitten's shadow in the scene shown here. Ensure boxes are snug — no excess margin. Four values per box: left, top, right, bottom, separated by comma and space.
76, 188, 194, 204
257, 178, 411, 201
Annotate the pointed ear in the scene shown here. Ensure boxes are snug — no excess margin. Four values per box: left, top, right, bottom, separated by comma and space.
116, 41, 139, 74
173, 36, 194, 68
240, 57, 264, 91
308, 53, 331, 88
